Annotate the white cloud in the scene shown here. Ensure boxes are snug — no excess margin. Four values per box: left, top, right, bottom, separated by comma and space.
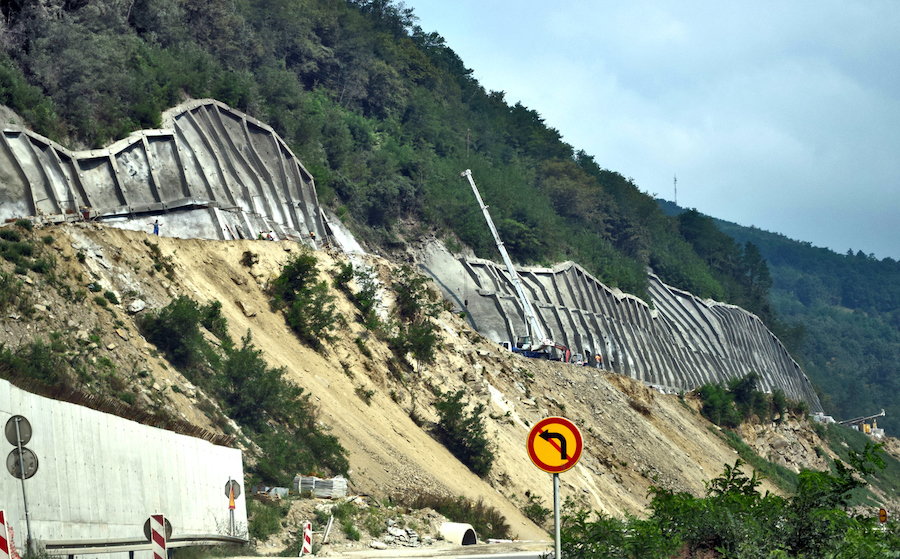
410, 0, 900, 259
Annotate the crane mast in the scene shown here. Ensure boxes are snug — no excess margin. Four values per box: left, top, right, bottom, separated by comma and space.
461, 169, 557, 354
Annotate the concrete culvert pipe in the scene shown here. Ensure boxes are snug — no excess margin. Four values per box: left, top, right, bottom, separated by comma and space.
440, 522, 477, 545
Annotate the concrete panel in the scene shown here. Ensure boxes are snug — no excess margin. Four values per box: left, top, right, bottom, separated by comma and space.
424, 254, 822, 410
146, 136, 187, 199
0, 378, 246, 559
78, 156, 124, 209
24, 138, 68, 215
0, 99, 327, 246
115, 141, 156, 206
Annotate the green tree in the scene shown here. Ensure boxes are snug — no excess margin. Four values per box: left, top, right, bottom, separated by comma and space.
139, 296, 211, 371
433, 389, 494, 477
696, 382, 740, 428
388, 266, 441, 364
218, 331, 301, 432
270, 250, 338, 350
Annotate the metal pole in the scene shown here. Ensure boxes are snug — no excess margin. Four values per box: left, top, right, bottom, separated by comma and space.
553, 473, 561, 559
14, 418, 34, 556
228, 477, 235, 536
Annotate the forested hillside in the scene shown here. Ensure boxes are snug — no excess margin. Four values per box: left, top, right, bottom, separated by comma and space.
717, 220, 900, 435
0, 0, 767, 312
657, 200, 900, 435
3, 0, 888, 429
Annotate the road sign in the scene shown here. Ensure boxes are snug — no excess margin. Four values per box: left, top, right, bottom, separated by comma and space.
527, 416, 583, 473
143, 516, 172, 542
224, 479, 241, 499
6, 448, 38, 480
4, 417, 31, 447
880, 508, 888, 523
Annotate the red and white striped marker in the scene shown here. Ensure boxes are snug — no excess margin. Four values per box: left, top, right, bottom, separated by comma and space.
299, 521, 312, 557
150, 514, 166, 559
0, 510, 10, 559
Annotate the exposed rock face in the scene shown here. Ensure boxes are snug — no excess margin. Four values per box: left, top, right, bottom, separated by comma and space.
741, 421, 831, 473
422, 251, 821, 410
0, 99, 326, 243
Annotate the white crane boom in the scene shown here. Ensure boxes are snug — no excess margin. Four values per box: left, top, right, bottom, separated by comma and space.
461, 169, 554, 353
838, 409, 885, 426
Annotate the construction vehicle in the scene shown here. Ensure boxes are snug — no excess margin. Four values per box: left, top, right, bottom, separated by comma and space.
462, 169, 571, 362
838, 409, 885, 427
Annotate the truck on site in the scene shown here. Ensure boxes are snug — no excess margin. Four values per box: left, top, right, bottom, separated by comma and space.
462, 169, 571, 362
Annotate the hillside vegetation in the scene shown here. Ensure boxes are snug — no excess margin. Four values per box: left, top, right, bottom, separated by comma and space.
721, 221, 900, 434
1, 222, 898, 557
656, 200, 900, 436
3, 0, 845, 419
3, 0, 900, 525
0, 0, 775, 319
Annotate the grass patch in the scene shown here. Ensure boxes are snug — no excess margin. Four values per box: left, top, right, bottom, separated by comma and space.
822, 424, 900, 505
248, 498, 290, 540
355, 386, 374, 405
143, 239, 176, 280
719, 429, 798, 492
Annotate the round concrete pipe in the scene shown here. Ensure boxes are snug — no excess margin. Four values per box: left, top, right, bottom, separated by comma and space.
440, 522, 477, 545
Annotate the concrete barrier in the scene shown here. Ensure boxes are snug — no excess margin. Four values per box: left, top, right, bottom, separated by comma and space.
0, 378, 246, 559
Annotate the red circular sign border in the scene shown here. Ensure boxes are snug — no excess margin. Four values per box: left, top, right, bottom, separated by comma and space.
527, 416, 583, 473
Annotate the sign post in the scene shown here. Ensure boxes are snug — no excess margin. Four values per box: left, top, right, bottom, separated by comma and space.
299, 521, 312, 556
0, 510, 11, 559
225, 479, 241, 536
149, 515, 166, 559
527, 417, 583, 559
5, 416, 36, 557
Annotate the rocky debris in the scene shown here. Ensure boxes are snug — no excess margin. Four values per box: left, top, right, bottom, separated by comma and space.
260, 496, 446, 555
236, 300, 257, 317
5, 223, 899, 554
385, 525, 419, 545
741, 420, 830, 473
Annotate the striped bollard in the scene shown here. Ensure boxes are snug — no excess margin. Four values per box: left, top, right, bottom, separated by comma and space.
0, 510, 10, 559
299, 521, 312, 557
150, 514, 166, 559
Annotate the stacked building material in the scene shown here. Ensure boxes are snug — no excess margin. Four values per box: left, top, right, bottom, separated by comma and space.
292, 475, 347, 499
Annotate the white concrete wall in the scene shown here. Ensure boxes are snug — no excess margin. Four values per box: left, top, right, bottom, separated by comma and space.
0, 378, 247, 554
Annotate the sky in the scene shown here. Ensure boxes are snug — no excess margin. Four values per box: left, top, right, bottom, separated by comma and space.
407, 0, 900, 260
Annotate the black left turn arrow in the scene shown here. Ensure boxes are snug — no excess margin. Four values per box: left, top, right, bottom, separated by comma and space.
539, 430, 567, 460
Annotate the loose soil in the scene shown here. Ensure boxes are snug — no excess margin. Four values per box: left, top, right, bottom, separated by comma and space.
6, 222, 899, 556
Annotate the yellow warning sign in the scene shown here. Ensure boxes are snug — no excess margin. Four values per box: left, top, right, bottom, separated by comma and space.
527, 416, 583, 473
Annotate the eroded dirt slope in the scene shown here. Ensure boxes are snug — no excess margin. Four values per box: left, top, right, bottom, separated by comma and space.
6, 222, 894, 545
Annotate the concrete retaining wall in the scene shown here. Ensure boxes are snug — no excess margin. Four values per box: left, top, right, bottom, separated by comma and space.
0, 378, 246, 556
0, 99, 325, 243
427, 254, 822, 410
0, 98, 821, 410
